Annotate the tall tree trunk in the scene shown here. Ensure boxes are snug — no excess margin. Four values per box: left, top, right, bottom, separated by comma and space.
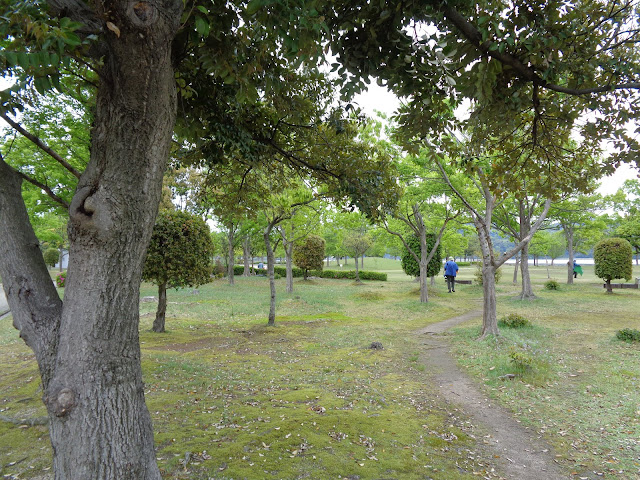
566, 227, 575, 284
153, 283, 168, 333
519, 243, 535, 299
545, 256, 551, 278
419, 262, 428, 302
354, 255, 361, 282
512, 253, 519, 284
361, 255, 364, 268
280, 226, 294, 293
285, 243, 294, 292
264, 225, 277, 326
0, 2, 181, 476
227, 226, 235, 286
419, 228, 429, 303
481, 263, 499, 337
58, 248, 64, 272
242, 235, 251, 277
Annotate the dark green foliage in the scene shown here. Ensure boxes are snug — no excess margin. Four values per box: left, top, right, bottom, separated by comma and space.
498, 313, 530, 329
55, 271, 66, 288
400, 234, 441, 278
544, 279, 560, 291
230, 265, 386, 281
142, 211, 214, 289
594, 237, 633, 282
43, 248, 59, 267
616, 329, 640, 343
293, 235, 325, 278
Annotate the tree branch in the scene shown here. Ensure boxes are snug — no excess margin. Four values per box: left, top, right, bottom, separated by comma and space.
1, 113, 82, 179
0, 155, 62, 387
14, 170, 71, 209
442, 5, 640, 96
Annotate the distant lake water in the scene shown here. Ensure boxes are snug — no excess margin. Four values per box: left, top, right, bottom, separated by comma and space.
503, 257, 595, 265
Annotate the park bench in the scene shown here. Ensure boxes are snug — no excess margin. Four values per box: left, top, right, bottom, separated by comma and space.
602, 278, 640, 289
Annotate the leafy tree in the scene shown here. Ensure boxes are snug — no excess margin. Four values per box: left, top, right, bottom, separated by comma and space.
43, 247, 59, 268
594, 237, 633, 294
142, 211, 214, 333
609, 179, 640, 265
432, 149, 552, 338
343, 228, 372, 283
279, 205, 322, 290
493, 195, 551, 299
381, 150, 462, 302
549, 195, 608, 284
401, 234, 442, 278
293, 234, 325, 280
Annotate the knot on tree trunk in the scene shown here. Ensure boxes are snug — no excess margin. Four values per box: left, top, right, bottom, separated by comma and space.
127, 1, 159, 27
47, 388, 77, 417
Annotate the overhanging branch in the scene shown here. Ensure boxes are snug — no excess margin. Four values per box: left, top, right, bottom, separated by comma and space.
1, 112, 83, 179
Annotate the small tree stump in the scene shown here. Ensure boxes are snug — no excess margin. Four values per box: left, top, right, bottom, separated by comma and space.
369, 341, 384, 350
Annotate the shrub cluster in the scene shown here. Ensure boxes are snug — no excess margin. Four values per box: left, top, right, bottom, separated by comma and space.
232, 265, 386, 281
544, 279, 560, 290
498, 313, 530, 328
509, 347, 532, 373
616, 328, 640, 343
473, 262, 502, 285
55, 271, 66, 288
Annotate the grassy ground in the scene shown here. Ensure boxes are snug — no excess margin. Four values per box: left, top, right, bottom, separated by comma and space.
0, 259, 638, 479
449, 263, 640, 479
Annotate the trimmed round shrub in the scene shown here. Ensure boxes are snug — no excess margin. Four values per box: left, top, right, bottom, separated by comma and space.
544, 279, 560, 290
498, 313, 529, 328
401, 234, 441, 278
293, 235, 325, 279
594, 237, 633, 293
43, 248, 59, 267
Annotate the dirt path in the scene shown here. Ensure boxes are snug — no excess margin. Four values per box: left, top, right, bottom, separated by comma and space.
416, 310, 568, 479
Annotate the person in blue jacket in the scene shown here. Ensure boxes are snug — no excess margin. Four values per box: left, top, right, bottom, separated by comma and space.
444, 257, 459, 293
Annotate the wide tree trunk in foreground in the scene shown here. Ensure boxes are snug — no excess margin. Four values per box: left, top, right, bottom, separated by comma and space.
0, 1, 182, 477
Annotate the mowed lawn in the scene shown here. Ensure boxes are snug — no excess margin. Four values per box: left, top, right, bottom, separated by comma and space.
0, 259, 638, 479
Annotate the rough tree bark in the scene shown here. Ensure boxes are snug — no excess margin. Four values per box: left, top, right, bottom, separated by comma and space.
437, 161, 550, 338
0, 1, 182, 477
264, 223, 278, 326
227, 224, 236, 285
278, 226, 295, 293
517, 201, 536, 300
242, 235, 251, 277
153, 282, 168, 333
565, 226, 575, 285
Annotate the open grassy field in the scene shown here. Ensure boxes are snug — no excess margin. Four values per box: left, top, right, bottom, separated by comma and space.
0, 259, 638, 479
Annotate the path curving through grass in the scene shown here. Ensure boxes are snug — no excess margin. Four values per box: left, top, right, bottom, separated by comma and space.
416, 310, 568, 480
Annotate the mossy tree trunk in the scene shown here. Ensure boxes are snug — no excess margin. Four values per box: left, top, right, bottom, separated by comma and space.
0, 0, 181, 475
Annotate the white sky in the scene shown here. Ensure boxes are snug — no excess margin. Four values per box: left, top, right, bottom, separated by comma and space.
2, 76, 637, 196
354, 85, 639, 196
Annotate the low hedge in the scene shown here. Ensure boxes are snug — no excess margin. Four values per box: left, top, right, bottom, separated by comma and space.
230, 265, 387, 281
